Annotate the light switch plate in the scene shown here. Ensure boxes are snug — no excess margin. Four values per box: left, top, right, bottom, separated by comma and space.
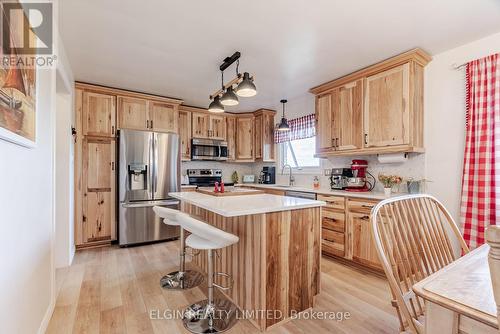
324, 169, 331, 176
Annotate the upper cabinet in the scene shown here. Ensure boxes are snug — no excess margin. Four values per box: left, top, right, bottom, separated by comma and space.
192, 110, 226, 140
226, 115, 236, 161
236, 115, 255, 162
364, 64, 409, 148
254, 109, 276, 162
179, 108, 192, 161
82, 92, 116, 137
117, 96, 149, 131
310, 48, 431, 157
117, 96, 179, 133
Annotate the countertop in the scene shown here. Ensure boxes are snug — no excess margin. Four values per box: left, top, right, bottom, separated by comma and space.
237, 183, 399, 200
168, 191, 325, 217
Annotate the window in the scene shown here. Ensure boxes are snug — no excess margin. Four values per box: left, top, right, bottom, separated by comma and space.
281, 137, 320, 172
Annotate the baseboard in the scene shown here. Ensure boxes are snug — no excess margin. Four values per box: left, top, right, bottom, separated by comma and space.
37, 297, 55, 334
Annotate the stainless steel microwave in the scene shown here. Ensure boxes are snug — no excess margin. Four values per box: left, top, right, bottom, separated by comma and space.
191, 138, 228, 161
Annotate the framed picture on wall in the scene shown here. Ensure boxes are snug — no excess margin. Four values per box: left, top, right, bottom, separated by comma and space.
0, 1, 37, 148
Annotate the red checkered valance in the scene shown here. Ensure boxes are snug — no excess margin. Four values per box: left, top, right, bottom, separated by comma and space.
274, 114, 316, 143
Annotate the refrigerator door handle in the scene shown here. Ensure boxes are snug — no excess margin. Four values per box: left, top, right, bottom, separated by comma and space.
153, 133, 158, 197
121, 200, 180, 208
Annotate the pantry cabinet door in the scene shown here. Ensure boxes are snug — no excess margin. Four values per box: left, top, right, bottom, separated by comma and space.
82, 137, 116, 243
364, 64, 410, 147
150, 101, 178, 134
226, 116, 236, 161
315, 91, 337, 153
192, 112, 210, 138
117, 96, 149, 131
236, 116, 254, 161
179, 110, 192, 160
338, 80, 363, 150
350, 212, 382, 270
82, 92, 116, 137
209, 115, 226, 140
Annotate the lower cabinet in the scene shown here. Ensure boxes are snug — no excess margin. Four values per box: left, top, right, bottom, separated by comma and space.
320, 194, 383, 272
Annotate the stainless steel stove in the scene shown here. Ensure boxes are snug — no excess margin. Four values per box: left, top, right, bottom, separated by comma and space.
187, 169, 230, 187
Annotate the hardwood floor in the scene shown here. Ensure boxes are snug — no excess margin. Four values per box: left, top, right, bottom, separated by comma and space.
46, 241, 399, 334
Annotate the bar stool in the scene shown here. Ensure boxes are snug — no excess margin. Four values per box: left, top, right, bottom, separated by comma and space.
153, 206, 204, 290
177, 213, 239, 334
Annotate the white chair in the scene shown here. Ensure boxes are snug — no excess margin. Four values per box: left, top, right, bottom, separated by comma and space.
153, 206, 203, 290
177, 213, 239, 334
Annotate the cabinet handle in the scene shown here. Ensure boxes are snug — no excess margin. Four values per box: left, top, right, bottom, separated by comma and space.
360, 215, 370, 221
111, 162, 115, 170
361, 205, 373, 209
146, 120, 149, 128
150, 120, 153, 129
111, 126, 115, 135
364, 134, 368, 145
331, 138, 335, 147
336, 138, 339, 148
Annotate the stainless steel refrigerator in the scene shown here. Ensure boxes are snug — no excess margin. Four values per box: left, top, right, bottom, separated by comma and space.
118, 129, 180, 246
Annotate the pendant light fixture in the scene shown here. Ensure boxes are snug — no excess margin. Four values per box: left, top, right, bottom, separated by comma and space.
277, 99, 290, 132
208, 52, 257, 111
208, 95, 224, 113
236, 72, 257, 97
220, 86, 239, 106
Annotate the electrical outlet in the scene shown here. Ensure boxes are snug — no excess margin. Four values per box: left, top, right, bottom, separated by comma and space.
324, 169, 331, 176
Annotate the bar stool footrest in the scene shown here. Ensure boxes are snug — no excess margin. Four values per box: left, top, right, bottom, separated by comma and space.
160, 270, 204, 290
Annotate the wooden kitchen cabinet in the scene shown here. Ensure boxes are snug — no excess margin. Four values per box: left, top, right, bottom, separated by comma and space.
209, 114, 226, 140
350, 211, 382, 270
236, 115, 254, 161
179, 108, 192, 161
192, 111, 226, 140
82, 137, 116, 244
310, 48, 430, 157
118, 96, 179, 133
338, 80, 363, 150
226, 115, 236, 161
364, 64, 409, 148
254, 109, 276, 162
315, 91, 336, 153
117, 96, 149, 131
149, 101, 178, 133
82, 91, 116, 137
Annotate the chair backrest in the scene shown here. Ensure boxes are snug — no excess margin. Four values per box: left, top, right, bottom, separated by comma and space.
371, 194, 470, 334
486, 226, 500, 330
177, 214, 239, 249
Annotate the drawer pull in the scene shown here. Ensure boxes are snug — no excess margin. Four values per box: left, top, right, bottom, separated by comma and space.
361, 205, 373, 208
360, 215, 370, 221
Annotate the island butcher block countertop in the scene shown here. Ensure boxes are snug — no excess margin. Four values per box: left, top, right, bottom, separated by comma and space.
168, 191, 325, 217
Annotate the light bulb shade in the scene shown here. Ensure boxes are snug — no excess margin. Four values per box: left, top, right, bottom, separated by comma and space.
220, 86, 239, 106
236, 72, 257, 97
277, 117, 290, 131
208, 96, 224, 113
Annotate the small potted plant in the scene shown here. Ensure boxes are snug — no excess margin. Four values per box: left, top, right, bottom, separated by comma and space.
378, 174, 402, 197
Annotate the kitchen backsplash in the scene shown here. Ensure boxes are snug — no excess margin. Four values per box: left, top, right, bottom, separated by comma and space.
252, 154, 426, 193
183, 153, 426, 193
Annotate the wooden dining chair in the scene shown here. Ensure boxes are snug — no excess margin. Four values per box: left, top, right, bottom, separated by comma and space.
486, 225, 500, 331
371, 194, 470, 334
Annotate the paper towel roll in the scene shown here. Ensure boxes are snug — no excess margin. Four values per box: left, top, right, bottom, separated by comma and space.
377, 153, 408, 164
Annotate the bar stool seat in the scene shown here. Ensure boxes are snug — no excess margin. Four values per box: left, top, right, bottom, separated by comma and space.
177, 213, 239, 334
153, 206, 204, 290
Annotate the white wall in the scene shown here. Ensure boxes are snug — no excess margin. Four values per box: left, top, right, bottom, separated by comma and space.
0, 68, 56, 333
425, 31, 500, 221
55, 85, 74, 268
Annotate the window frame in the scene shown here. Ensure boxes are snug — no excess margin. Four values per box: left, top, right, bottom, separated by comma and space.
278, 137, 323, 175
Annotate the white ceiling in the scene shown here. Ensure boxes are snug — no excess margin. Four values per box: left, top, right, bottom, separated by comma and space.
60, 0, 500, 112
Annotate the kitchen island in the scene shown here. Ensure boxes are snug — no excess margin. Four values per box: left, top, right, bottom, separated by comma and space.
169, 191, 325, 331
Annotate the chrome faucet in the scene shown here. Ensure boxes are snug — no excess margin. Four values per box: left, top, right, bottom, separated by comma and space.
282, 164, 295, 186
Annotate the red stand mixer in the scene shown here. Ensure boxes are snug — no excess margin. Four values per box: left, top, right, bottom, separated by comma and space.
345, 159, 375, 192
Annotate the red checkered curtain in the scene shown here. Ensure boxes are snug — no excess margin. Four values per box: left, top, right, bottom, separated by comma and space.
274, 114, 316, 143
461, 53, 500, 249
